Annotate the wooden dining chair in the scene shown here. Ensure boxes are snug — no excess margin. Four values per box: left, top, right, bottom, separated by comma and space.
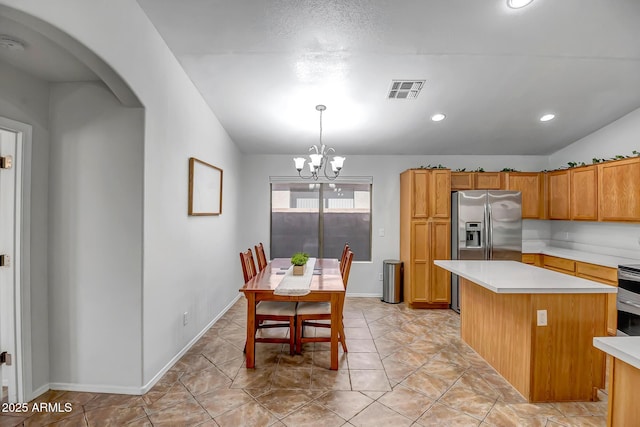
295, 250, 354, 354
240, 248, 297, 355
339, 243, 350, 275
255, 242, 268, 271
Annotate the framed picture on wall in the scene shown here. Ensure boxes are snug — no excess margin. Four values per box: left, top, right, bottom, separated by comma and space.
188, 157, 223, 216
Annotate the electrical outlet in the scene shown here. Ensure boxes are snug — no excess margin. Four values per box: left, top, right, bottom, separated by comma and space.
637, 236, 640, 246
183, 312, 189, 326
379, 228, 385, 237
536, 310, 547, 326
378, 273, 383, 281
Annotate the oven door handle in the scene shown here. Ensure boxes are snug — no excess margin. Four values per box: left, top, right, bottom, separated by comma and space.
620, 300, 640, 309
619, 270, 640, 281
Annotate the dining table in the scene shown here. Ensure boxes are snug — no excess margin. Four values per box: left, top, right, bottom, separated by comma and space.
239, 258, 345, 370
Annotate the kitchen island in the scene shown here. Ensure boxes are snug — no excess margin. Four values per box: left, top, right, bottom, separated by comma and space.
434, 260, 617, 403
593, 337, 640, 426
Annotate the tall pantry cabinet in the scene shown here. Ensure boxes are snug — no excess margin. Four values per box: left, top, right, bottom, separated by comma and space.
400, 169, 452, 308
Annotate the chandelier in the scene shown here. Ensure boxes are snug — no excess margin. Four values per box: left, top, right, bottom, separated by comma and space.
293, 105, 345, 180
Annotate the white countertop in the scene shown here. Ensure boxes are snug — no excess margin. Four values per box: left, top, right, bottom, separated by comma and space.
522, 243, 640, 269
434, 260, 618, 294
593, 337, 640, 370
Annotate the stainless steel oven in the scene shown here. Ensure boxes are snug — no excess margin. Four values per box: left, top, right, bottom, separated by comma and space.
617, 264, 640, 336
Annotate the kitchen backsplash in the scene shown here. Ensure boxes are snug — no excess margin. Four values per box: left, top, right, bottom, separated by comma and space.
523, 219, 640, 261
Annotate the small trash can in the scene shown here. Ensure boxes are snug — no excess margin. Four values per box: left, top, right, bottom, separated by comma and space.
382, 260, 403, 304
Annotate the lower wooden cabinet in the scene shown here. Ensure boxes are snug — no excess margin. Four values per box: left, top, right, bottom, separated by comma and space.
403, 220, 451, 308
522, 253, 543, 267
536, 254, 617, 336
575, 261, 618, 336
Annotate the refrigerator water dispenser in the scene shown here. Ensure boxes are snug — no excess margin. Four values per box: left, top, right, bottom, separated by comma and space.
465, 222, 482, 248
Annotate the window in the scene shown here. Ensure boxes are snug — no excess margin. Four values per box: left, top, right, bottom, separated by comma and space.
271, 181, 372, 261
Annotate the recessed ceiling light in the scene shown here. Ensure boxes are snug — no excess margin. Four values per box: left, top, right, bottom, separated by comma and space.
431, 113, 446, 122
507, 0, 534, 9
540, 114, 555, 122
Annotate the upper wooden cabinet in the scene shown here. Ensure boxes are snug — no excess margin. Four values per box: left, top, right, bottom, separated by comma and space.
598, 157, 640, 222
450, 172, 505, 191
450, 172, 474, 190
431, 169, 451, 218
570, 165, 598, 221
474, 172, 503, 190
506, 172, 545, 219
547, 170, 571, 220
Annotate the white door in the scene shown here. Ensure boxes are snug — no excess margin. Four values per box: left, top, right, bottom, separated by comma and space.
0, 127, 18, 403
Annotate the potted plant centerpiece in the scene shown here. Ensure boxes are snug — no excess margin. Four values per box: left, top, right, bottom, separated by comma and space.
291, 252, 310, 276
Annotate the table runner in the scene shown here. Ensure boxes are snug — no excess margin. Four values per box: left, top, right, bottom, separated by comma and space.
274, 258, 317, 296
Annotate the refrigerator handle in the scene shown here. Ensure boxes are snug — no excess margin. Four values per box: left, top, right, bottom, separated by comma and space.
483, 202, 488, 259
487, 202, 493, 259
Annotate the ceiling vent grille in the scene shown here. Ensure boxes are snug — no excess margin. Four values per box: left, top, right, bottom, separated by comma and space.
388, 80, 425, 99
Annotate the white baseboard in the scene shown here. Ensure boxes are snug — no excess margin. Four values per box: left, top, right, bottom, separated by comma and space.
48, 382, 142, 395
346, 293, 383, 298
141, 293, 242, 394
28, 383, 52, 402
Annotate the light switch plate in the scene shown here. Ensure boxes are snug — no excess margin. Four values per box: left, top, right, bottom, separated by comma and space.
537, 310, 547, 326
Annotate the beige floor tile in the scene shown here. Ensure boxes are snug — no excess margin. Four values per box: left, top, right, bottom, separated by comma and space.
196, 388, 255, 418
484, 402, 549, 427
345, 339, 377, 353
415, 402, 481, 426
83, 406, 148, 427
310, 367, 352, 390
350, 370, 391, 391
214, 400, 278, 427
271, 367, 312, 389
316, 390, 373, 420
180, 366, 233, 396
255, 389, 322, 419
343, 327, 373, 340
400, 369, 453, 399
16, 298, 607, 427
280, 402, 346, 427
347, 353, 384, 370
349, 401, 413, 427
377, 385, 433, 420
439, 383, 497, 420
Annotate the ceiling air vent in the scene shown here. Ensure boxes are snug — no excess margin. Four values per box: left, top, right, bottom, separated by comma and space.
388, 80, 425, 99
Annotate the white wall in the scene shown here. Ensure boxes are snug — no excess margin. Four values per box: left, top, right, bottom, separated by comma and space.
549, 107, 640, 168
546, 106, 640, 260
0, 61, 50, 396
48, 82, 144, 389
2, 0, 243, 391
241, 154, 548, 296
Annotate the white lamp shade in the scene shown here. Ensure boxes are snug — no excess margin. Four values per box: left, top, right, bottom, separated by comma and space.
330, 161, 338, 172
293, 157, 306, 170
308, 163, 315, 172
309, 154, 323, 167
332, 156, 345, 169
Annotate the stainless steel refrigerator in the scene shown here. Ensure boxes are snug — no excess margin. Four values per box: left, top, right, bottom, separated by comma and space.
450, 190, 522, 313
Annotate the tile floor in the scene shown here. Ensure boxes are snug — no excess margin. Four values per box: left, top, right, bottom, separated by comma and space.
0, 298, 607, 426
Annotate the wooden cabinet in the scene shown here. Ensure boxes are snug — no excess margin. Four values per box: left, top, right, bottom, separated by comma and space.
431, 169, 451, 218
450, 172, 505, 191
451, 172, 474, 190
547, 170, 571, 220
522, 253, 543, 267
474, 172, 503, 189
506, 172, 545, 219
570, 166, 598, 221
575, 261, 617, 336
537, 254, 617, 337
598, 157, 640, 222
430, 220, 451, 303
400, 169, 451, 308
543, 255, 575, 275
